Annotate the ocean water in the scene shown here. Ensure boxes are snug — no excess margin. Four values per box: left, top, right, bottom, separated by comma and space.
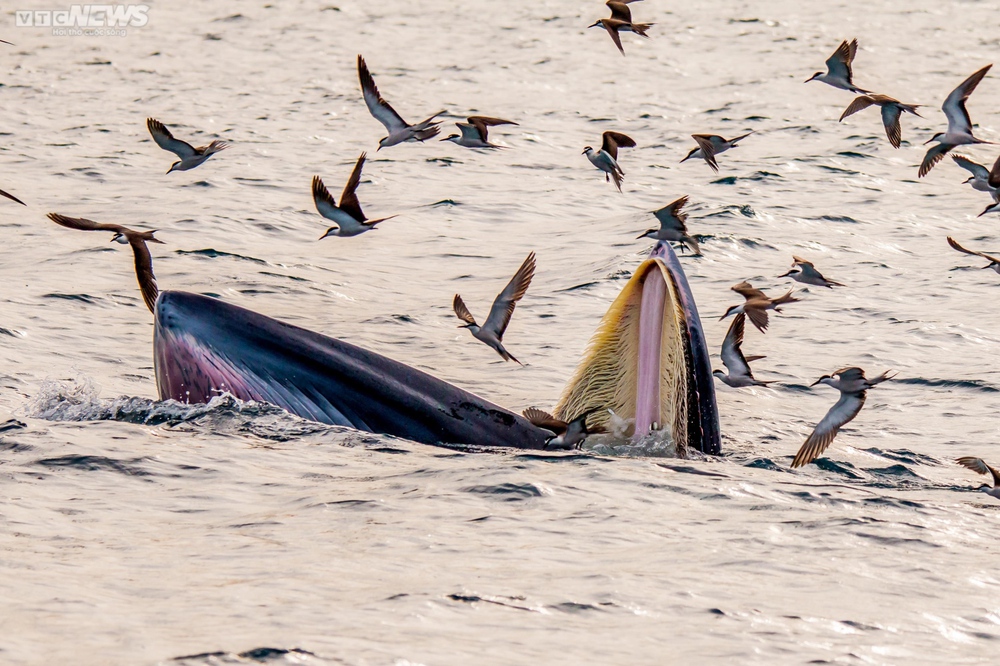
2, 0, 1000, 663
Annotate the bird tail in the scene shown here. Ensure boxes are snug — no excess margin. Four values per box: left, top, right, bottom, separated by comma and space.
205, 140, 229, 155
682, 234, 701, 255
772, 290, 799, 307
729, 131, 754, 145
611, 169, 624, 193
868, 370, 896, 386
899, 103, 921, 118
501, 348, 522, 365
630, 22, 653, 37
414, 126, 441, 142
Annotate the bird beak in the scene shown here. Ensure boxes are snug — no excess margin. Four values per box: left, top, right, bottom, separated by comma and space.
777, 270, 793, 278
978, 207, 990, 218
923, 137, 935, 145
809, 378, 824, 387
804, 74, 815, 83
963, 177, 973, 184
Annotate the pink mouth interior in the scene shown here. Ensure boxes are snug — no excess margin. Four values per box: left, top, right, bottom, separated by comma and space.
634, 266, 664, 438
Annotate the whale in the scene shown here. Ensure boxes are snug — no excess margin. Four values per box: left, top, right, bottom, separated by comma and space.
152, 241, 720, 454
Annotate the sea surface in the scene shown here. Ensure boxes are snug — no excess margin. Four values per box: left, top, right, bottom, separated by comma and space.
2, 1, 1000, 663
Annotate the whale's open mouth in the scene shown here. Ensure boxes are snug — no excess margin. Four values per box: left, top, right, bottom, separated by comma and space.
554, 242, 719, 455
151, 241, 719, 453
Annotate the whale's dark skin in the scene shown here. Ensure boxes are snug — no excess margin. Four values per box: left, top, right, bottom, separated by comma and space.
154, 291, 550, 449
152, 241, 720, 453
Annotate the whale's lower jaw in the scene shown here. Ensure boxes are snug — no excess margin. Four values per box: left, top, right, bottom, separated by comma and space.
153, 291, 549, 449
555, 242, 721, 455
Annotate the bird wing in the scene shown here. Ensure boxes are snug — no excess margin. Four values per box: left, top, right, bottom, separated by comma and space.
523, 407, 567, 434
942, 64, 991, 135
653, 195, 689, 228
988, 154, 1000, 190
47, 212, 128, 234
919, 142, 952, 178
452, 293, 477, 326
825, 39, 856, 83
791, 391, 866, 468
599, 20, 626, 56
606, 0, 632, 22
720, 313, 754, 379
468, 116, 517, 142
456, 122, 483, 142
732, 281, 767, 300
484, 252, 536, 338
312, 176, 345, 224
357, 54, 408, 133
338, 153, 367, 222
601, 131, 635, 162
946, 236, 1000, 265
743, 305, 770, 333
839, 95, 875, 121
951, 155, 988, 179
128, 236, 159, 314
146, 118, 196, 159
0, 187, 25, 205
880, 104, 903, 148
957, 456, 1000, 486
691, 134, 720, 171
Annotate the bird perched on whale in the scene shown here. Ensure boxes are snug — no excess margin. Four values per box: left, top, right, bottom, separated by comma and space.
312, 153, 395, 239
791, 367, 894, 468
146, 118, 229, 173
358, 54, 444, 149
523, 407, 604, 450
720, 281, 799, 333
583, 131, 636, 192
637, 195, 700, 254
46, 212, 162, 313
918, 64, 993, 178
453, 252, 536, 364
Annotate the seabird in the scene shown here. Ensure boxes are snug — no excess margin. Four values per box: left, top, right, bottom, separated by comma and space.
946, 236, 1000, 273
778, 256, 844, 288
952, 155, 1000, 202
680, 132, 752, 172
956, 457, 1000, 499
791, 367, 894, 468
453, 252, 536, 364
358, 55, 444, 149
0, 187, 25, 206
583, 131, 636, 192
587, 17, 652, 56
839, 94, 921, 148
720, 281, 799, 333
805, 39, 868, 93
312, 153, 395, 239
713, 313, 773, 388
442, 116, 518, 149
918, 64, 993, 178
46, 213, 161, 313
523, 407, 604, 450
637, 195, 700, 254
146, 118, 229, 173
